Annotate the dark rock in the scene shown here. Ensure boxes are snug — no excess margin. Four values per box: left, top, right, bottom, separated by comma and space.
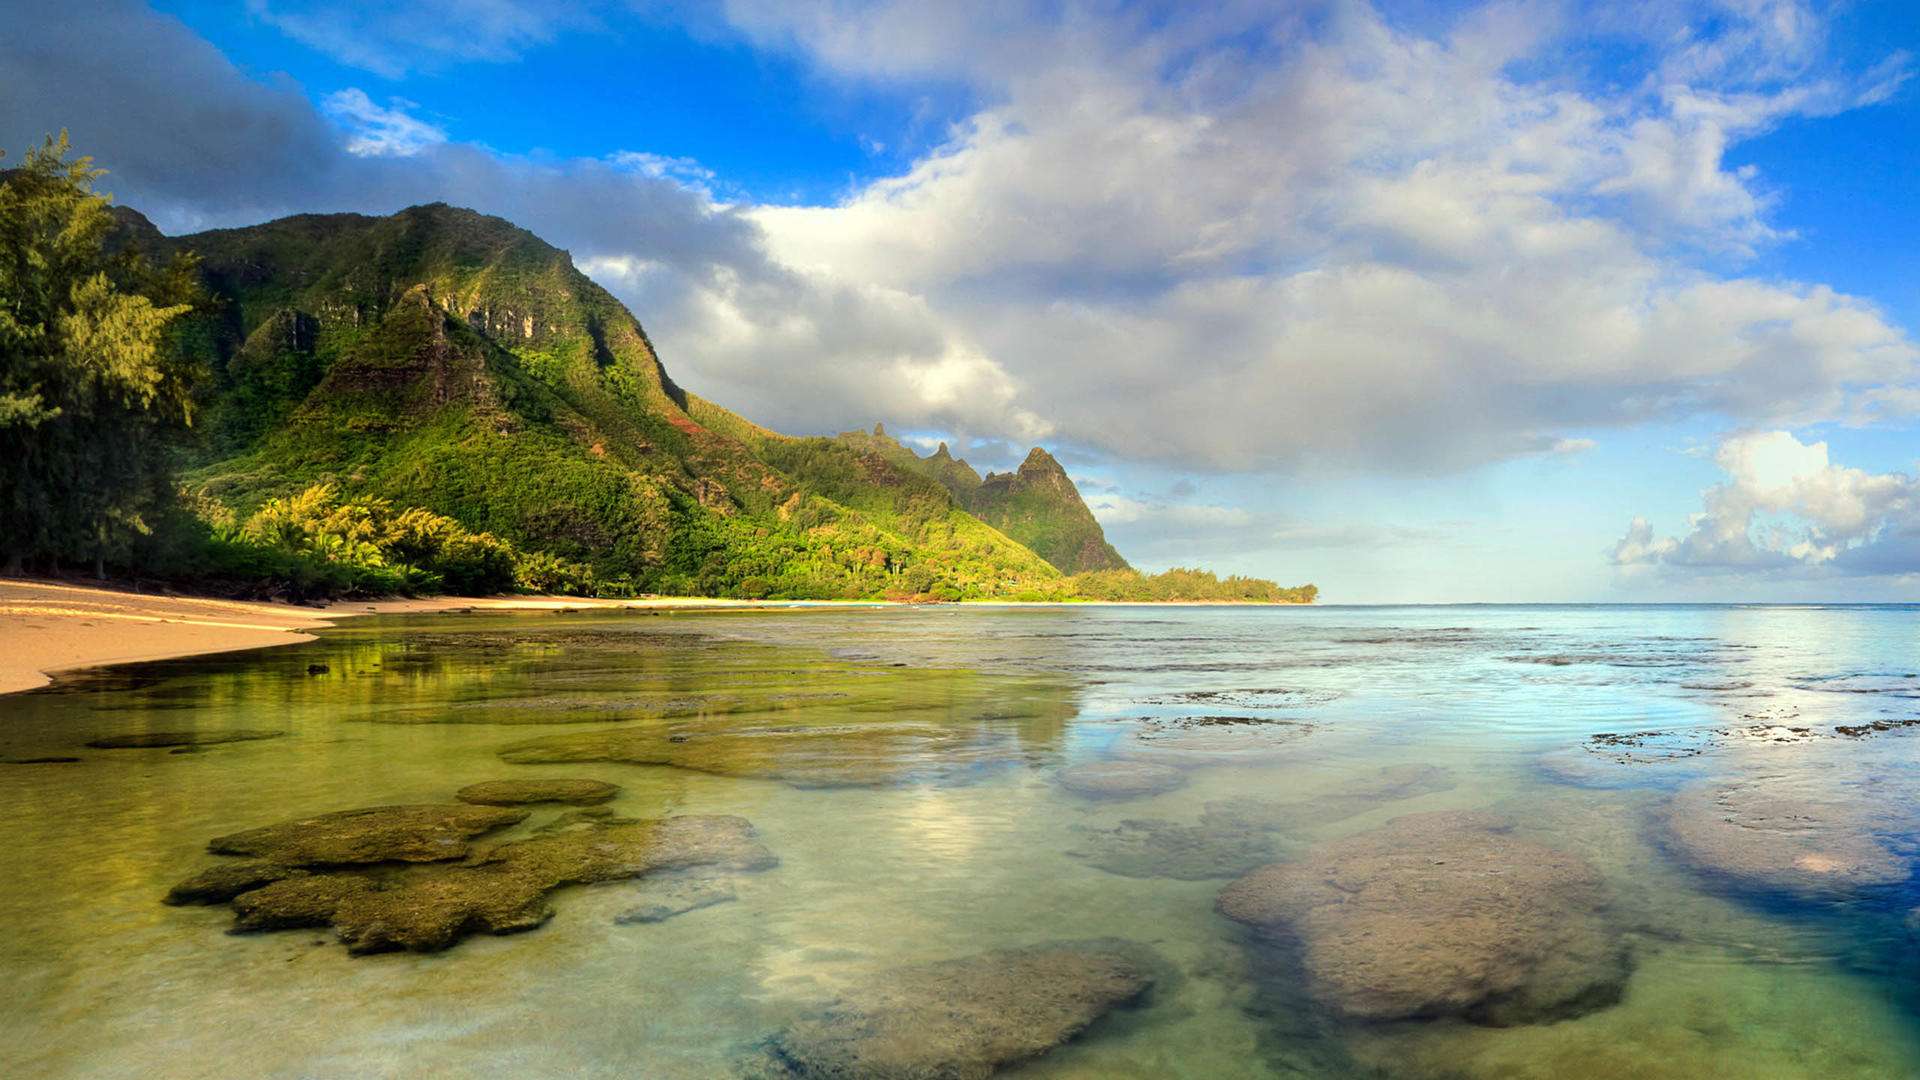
86, 729, 286, 750
455, 778, 620, 806
306, 663, 330, 675
1067, 819, 1280, 880
0, 756, 82, 765
615, 872, 739, 924
165, 861, 308, 905
207, 804, 529, 865
1660, 782, 1910, 897
231, 874, 376, 932
1217, 810, 1629, 1024
1055, 761, 1187, 800
759, 940, 1158, 1078
217, 815, 776, 954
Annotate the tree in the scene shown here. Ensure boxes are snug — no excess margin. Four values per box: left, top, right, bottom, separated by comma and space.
0, 133, 196, 577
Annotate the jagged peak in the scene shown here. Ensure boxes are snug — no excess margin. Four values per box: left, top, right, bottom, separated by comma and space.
1018, 446, 1068, 476
932, 441, 952, 459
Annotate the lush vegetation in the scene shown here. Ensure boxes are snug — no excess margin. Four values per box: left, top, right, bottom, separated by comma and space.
833, 426, 1128, 575
0, 135, 200, 577
0, 136, 1316, 603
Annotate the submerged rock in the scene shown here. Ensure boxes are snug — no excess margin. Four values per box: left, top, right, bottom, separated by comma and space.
1200, 764, 1454, 832
1660, 782, 1910, 898
615, 871, 739, 924
759, 940, 1159, 1078
216, 815, 777, 954
165, 861, 308, 905
231, 873, 376, 932
1066, 819, 1279, 880
1217, 810, 1629, 1024
454, 778, 620, 806
497, 723, 1005, 787
1055, 760, 1187, 800
0, 755, 81, 765
85, 730, 285, 750
207, 804, 529, 865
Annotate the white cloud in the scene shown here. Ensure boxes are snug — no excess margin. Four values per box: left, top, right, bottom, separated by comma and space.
1086, 494, 1251, 528
718, 0, 1918, 472
322, 90, 446, 157
1612, 430, 1920, 574
248, 0, 584, 77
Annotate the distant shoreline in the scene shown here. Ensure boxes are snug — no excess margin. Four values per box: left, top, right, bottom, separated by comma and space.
0, 579, 1308, 695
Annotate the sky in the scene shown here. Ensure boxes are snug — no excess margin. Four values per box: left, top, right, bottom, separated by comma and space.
3, 0, 1918, 602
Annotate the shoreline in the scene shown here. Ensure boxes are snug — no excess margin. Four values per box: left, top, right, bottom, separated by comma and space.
0, 578, 1313, 696
0, 580, 899, 696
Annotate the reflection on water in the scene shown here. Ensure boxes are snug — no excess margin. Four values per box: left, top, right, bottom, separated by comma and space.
3, 605, 1920, 1077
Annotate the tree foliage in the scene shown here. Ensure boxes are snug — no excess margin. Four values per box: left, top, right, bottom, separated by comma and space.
0, 133, 198, 574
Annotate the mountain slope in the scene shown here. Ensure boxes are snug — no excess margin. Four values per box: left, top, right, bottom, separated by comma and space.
131, 203, 1064, 598
833, 425, 1129, 574
970, 448, 1129, 573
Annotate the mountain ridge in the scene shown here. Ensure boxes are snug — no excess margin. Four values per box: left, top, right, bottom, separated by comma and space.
103, 198, 1309, 602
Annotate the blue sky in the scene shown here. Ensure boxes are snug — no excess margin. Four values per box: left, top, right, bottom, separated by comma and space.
6, 1, 1920, 601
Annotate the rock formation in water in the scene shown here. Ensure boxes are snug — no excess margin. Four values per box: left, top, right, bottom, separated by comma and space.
454, 778, 621, 805
1217, 810, 1630, 1024
168, 800, 778, 954
207, 804, 531, 864
755, 940, 1160, 1078
1660, 781, 1911, 898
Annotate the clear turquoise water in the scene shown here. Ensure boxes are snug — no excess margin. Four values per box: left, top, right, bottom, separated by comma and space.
3, 604, 1920, 1078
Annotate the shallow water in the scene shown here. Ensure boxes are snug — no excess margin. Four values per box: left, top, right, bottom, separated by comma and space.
3, 604, 1920, 1078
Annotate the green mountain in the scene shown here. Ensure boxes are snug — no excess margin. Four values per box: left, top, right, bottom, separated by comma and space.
115, 202, 1067, 599
833, 425, 1127, 574
92, 199, 1308, 601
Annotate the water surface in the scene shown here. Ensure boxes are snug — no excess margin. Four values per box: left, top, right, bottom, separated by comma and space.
3, 604, 1920, 1077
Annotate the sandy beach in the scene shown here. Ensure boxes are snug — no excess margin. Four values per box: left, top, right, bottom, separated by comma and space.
0, 580, 894, 695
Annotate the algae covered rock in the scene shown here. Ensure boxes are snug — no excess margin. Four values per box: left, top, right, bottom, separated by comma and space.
207, 804, 529, 865
760, 940, 1159, 1078
1660, 781, 1910, 898
455, 778, 620, 806
1217, 810, 1628, 1024
231, 873, 377, 932
206, 813, 777, 954
1055, 760, 1187, 800
164, 861, 309, 905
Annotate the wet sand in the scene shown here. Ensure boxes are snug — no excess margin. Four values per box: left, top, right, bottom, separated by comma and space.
0, 580, 892, 695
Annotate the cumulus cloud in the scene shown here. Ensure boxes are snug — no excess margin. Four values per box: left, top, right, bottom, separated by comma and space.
1612, 430, 1920, 575
738, 0, 1918, 471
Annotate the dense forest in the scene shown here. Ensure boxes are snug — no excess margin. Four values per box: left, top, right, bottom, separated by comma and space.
0, 136, 1316, 605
